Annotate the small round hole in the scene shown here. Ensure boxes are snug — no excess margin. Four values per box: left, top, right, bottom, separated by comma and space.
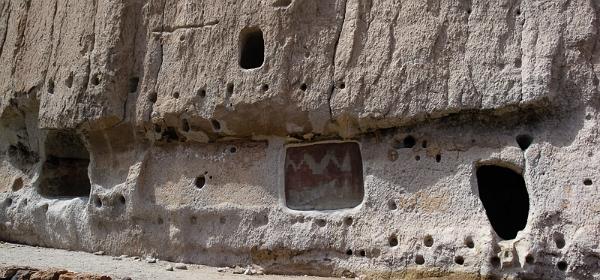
300, 83, 307, 91
198, 88, 206, 98
211, 119, 221, 131
435, 154, 441, 162
388, 200, 397, 210
466, 8, 472, 14
415, 155, 421, 161
261, 84, 269, 92
358, 250, 366, 257
11, 177, 23, 191
5, 198, 13, 207
338, 82, 346, 89
172, 92, 180, 99
22, 198, 27, 206
41, 203, 48, 212
525, 254, 534, 264
454, 256, 464, 265
464, 237, 474, 248
179, 35, 185, 41
421, 140, 427, 148
403, 135, 416, 148
229, 146, 237, 153
557, 261, 568, 271
344, 217, 353, 226
315, 219, 327, 227
346, 249, 353, 256
583, 178, 593, 186
129, 77, 139, 93
423, 235, 433, 247
388, 235, 398, 247
516, 8, 521, 15
415, 255, 425, 265
554, 234, 565, 249
195, 176, 206, 189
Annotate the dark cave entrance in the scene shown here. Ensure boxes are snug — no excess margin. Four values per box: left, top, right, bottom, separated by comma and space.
38, 130, 91, 197
239, 27, 265, 69
476, 165, 529, 240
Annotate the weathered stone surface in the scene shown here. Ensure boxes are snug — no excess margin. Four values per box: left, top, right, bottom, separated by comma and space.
0, 0, 599, 279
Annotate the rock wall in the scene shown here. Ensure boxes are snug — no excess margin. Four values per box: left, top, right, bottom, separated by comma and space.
1, 0, 599, 279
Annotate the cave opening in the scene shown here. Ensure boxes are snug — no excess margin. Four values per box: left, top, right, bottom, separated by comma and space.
239, 27, 265, 69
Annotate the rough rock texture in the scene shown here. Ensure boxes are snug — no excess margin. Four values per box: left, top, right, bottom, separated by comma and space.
0, 0, 599, 279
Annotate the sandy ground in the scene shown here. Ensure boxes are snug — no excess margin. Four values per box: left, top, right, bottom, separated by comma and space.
0, 242, 338, 280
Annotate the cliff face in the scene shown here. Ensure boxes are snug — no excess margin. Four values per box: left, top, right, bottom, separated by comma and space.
1, 0, 599, 278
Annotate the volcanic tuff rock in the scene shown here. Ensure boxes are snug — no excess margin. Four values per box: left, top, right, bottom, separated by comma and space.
1, 0, 599, 279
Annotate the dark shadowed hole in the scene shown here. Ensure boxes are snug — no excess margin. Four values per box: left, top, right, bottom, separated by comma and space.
344, 217, 353, 226
153, 124, 161, 133
525, 254, 534, 264
227, 83, 234, 95
583, 178, 593, 186
300, 83, 307, 91
11, 177, 23, 191
454, 256, 464, 265
39, 130, 91, 197
157, 217, 164, 225
389, 235, 398, 247
346, 249, 353, 256
476, 165, 529, 240
421, 140, 427, 148
229, 146, 237, 153
490, 256, 500, 267
198, 88, 206, 98
316, 219, 327, 227
93, 196, 102, 208
48, 79, 55, 94
182, 119, 190, 132
415, 155, 420, 161
358, 250, 366, 257
403, 136, 416, 148
272, 0, 292, 7
557, 261, 568, 271
172, 92, 180, 99
261, 84, 269, 92
338, 82, 346, 89
129, 77, 139, 93
435, 154, 441, 162
554, 233, 565, 249
211, 119, 221, 131
423, 235, 433, 247
195, 176, 206, 189
464, 236, 474, 248
239, 27, 265, 69
5, 198, 13, 207
516, 134, 533, 150
91, 73, 101, 85
415, 255, 425, 265
118, 194, 126, 205
148, 92, 157, 103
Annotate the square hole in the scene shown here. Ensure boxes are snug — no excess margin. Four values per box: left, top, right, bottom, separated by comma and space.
284, 142, 364, 210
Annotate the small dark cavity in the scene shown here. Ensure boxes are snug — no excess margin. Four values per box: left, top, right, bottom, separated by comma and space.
153, 124, 162, 133
358, 250, 366, 257
525, 254, 534, 264
148, 92, 158, 103
403, 135, 416, 148
554, 233, 565, 249
344, 217, 353, 226
421, 140, 427, 148
315, 219, 327, 227
272, 0, 292, 8
229, 146, 237, 153
388, 235, 398, 247
557, 261, 568, 271
41, 203, 49, 212
337, 81, 346, 89
300, 83, 307, 91
161, 127, 179, 142
516, 134, 533, 150
435, 154, 441, 162
195, 176, 206, 189
198, 88, 206, 98
490, 256, 501, 267
516, 8, 521, 15
5, 197, 13, 207
11, 177, 23, 191
210, 119, 221, 131
415, 155, 421, 161
220, 217, 226, 224
91, 73, 101, 86
118, 194, 126, 205
157, 217, 164, 225
129, 77, 140, 93
423, 235, 433, 247
454, 256, 464, 265
583, 178, 593, 186
182, 119, 190, 132
464, 236, 474, 248
48, 79, 55, 94
415, 255, 425, 265
172, 92, 180, 99
346, 249, 353, 256
179, 35, 185, 42
93, 196, 102, 208
261, 84, 269, 92
227, 83, 234, 95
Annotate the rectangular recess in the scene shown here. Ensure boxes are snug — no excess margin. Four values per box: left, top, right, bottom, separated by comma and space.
284, 142, 364, 210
